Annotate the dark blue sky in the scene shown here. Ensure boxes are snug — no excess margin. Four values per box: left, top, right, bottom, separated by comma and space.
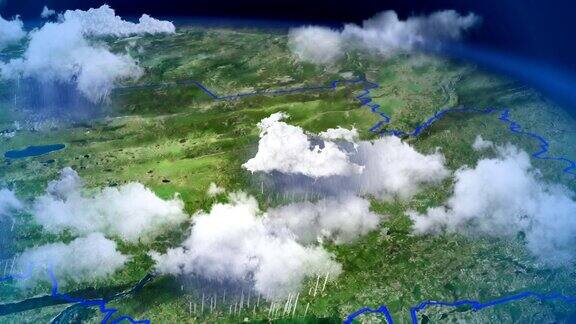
2, 0, 576, 77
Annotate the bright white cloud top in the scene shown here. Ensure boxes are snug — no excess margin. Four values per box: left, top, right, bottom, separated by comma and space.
409, 144, 576, 266
0, 14, 26, 49
289, 10, 479, 64
16, 233, 128, 286
33, 168, 187, 242
62, 5, 175, 37
243, 112, 364, 178
244, 113, 448, 199
0, 5, 175, 103
319, 126, 359, 142
151, 192, 342, 300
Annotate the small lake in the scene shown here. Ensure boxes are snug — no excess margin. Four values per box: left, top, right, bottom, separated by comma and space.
4, 144, 65, 159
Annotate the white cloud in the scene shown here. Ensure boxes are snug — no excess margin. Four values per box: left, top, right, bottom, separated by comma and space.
289, 10, 480, 64
244, 114, 448, 199
16, 232, 128, 286
207, 182, 225, 197
33, 167, 188, 242
0, 188, 22, 216
151, 192, 342, 300
0, 18, 143, 103
319, 126, 359, 143
472, 135, 494, 151
62, 5, 175, 37
288, 26, 343, 64
40, 6, 56, 19
0, 14, 26, 49
1, 5, 174, 103
242, 112, 364, 178
409, 144, 576, 267
342, 10, 480, 55
351, 136, 448, 199
268, 195, 380, 244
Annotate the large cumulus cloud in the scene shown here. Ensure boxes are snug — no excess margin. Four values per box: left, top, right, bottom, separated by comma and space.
289, 10, 480, 64
244, 113, 448, 199
243, 112, 364, 178
409, 144, 576, 267
1, 18, 143, 103
151, 192, 343, 301
33, 167, 187, 242
0, 5, 175, 103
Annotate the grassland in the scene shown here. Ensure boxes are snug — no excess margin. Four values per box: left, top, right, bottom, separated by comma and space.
1, 26, 575, 323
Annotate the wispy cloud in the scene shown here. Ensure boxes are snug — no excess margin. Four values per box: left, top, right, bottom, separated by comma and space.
16, 232, 128, 286
0, 14, 25, 49
289, 10, 480, 64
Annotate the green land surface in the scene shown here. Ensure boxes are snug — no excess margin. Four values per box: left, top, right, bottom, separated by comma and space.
1, 26, 576, 323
